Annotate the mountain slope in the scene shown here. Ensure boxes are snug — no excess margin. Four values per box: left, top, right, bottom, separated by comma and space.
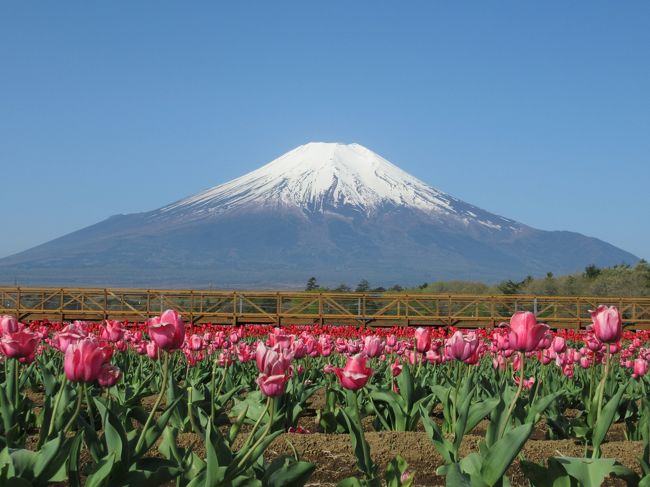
0, 142, 638, 288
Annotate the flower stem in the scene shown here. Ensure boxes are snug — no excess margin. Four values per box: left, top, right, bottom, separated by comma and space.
500, 352, 525, 439
350, 390, 374, 478
595, 347, 611, 423
135, 351, 170, 454
47, 376, 68, 437
63, 383, 84, 435
236, 395, 274, 470
238, 394, 271, 454
187, 387, 200, 434
210, 358, 228, 422
85, 384, 97, 432
14, 360, 20, 407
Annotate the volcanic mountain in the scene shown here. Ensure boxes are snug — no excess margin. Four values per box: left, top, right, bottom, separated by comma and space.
0, 142, 638, 288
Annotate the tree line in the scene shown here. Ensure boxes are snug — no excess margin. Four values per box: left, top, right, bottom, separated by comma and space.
304, 260, 650, 296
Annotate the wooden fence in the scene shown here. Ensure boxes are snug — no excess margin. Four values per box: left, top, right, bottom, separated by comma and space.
1, 287, 649, 329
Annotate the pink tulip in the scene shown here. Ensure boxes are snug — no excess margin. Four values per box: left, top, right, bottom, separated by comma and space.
0, 329, 38, 359
585, 333, 603, 352
425, 349, 443, 364
236, 343, 253, 362
414, 327, 431, 353
268, 330, 294, 350
146, 341, 159, 360
552, 337, 566, 354
494, 332, 510, 351
590, 305, 622, 344
541, 349, 555, 365
0, 315, 20, 335
187, 334, 204, 352
257, 372, 290, 396
633, 358, 649, 379
513, 375, 535, 390
333, 354, 373, 390
255, 342, 293, 373
445, 331, 480, 363
148, 309, 185, 351
363, 336, 384, 358
101, 320, 125, 342
64, 339, 105, 383
53, 323, 87, 353
492, 354, 506, 370
218, 352, 232, 367
255, 342, 293, 397
391, 358, 403, 377
507, 312, 549, 352
292, 339, 308, 359
97, 363, 121, 387
579, 356, 592, 369
537, 333, 553, 351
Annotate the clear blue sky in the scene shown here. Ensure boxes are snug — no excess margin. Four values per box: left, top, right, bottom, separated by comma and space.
1, 2, 649, 261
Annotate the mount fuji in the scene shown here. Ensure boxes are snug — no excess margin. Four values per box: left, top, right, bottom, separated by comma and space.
0, 142, 638, 288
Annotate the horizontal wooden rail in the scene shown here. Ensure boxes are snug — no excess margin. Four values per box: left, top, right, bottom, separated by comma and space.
1, 287, 649, 329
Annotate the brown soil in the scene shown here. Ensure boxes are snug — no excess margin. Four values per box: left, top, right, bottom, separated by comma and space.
172, 430, 642, 486
24, 387, 642, 486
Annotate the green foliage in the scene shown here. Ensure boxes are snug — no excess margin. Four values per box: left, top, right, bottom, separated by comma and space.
410, 262, 650, 296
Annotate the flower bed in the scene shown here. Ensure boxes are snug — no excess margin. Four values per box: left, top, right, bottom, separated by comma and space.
0, 306, 648, 486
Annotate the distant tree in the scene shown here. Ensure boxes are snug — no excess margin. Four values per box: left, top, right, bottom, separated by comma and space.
334, 283, 351, 292
305, 277, 319, 291
355, 279, 370, 292
418, 282, 428, 290
584, 264, 601, 279
389, 284, 404, 292
565, 275, 578, 295
543, 272, 558, 295
372, 286, 386, 293
498, 280, 521, 295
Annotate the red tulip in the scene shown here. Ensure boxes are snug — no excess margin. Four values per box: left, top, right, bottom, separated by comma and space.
507, 312, 549, 352
333, 354, 373, 390
64, 339, 105, 383
148, 310, 185, 351
590, 305, 622, 344
0, 329, 38, 359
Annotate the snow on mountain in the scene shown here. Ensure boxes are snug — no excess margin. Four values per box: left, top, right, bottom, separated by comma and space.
160, 142, 517, 231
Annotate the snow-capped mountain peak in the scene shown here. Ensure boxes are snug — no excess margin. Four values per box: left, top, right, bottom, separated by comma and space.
160, 142, 517, 231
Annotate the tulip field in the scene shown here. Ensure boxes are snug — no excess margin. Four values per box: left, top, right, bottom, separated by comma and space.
0, 306, 649, 486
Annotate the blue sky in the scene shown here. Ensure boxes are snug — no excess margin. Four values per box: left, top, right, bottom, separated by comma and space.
1, 2, 649, 261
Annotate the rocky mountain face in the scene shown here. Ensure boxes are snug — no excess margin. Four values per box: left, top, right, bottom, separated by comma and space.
0, 142, 638, 288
